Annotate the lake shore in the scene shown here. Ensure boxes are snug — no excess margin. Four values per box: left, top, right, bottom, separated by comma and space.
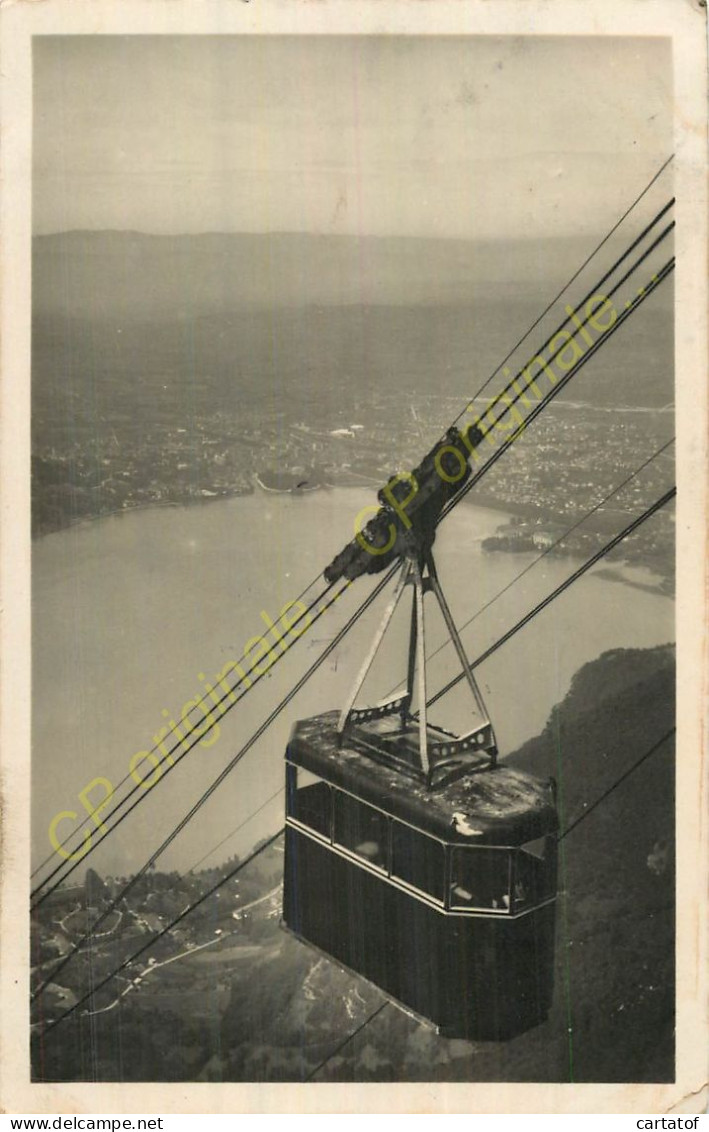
32, 481, 673, 600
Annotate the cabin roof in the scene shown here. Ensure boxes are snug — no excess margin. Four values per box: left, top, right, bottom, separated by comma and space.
286, 712, 558, 846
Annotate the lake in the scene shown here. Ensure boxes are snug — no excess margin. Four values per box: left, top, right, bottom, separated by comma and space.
31, 488, 674, 878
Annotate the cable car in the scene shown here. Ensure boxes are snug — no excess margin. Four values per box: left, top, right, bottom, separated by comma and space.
283, 710, 557, 1041
283, 446, 559, 1040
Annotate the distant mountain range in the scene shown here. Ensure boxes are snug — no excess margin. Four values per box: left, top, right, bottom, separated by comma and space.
31, 229, 673, 442
33, 229, 608, 321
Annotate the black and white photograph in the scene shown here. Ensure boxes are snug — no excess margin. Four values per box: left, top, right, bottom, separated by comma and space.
1, 0, 707, 1115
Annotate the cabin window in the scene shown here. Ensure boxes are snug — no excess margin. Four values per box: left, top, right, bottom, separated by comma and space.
391, 822, 445, 901
286, 764, 332, 840
449, 847, 512, 912
512, 835, 556, 911
333, 793, 389, 871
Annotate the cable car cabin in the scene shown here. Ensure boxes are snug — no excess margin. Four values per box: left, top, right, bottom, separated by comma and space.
283, 710, 558, 1041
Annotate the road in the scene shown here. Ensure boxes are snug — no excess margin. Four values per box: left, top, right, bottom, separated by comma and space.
86, 885, 281, 1016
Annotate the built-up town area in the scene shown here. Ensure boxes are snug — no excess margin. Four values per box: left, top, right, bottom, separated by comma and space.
32, 391, 674, 590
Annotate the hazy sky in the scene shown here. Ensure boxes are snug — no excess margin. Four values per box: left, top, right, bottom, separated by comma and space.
33, 35, 671, 239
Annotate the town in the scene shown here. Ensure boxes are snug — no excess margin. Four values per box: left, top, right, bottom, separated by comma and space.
32, 391, 675, 590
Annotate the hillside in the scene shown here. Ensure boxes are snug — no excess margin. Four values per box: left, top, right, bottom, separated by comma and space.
33, 644, 675, 1083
